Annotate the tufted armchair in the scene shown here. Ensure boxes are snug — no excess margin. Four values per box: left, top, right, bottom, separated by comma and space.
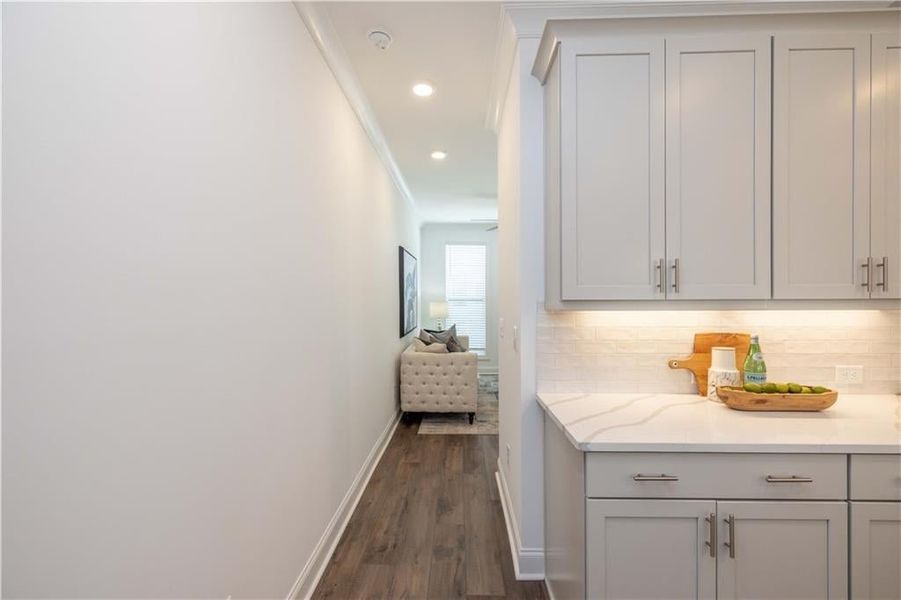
400, 335, 478, 423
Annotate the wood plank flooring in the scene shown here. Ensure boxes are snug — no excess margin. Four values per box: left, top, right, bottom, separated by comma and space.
312, 414, 547, 600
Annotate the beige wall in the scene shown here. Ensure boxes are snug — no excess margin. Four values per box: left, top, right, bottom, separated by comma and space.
2, 3, 418, 597
537, 308, 901, 394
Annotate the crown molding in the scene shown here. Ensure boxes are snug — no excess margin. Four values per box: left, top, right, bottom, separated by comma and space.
484, 0, 899, 131
293, 2, 420, 221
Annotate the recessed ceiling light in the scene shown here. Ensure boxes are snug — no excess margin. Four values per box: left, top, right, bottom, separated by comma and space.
412, 82, 435, 97
431, 150, 447, 160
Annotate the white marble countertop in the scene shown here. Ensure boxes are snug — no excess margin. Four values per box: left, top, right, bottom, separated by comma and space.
537, 392, 901, 453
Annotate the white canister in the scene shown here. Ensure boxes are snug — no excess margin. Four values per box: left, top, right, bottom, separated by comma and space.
708, 346, 741, 401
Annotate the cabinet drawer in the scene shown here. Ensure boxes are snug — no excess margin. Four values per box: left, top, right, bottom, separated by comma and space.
586, 453, 846, 499
850, 455, 901, 500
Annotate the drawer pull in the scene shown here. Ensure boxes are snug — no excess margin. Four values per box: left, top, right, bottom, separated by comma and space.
633, 473, 679, 482
766, 475, 814, 483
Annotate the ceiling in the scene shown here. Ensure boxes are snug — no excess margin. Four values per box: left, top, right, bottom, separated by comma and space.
324, 2, 500, 223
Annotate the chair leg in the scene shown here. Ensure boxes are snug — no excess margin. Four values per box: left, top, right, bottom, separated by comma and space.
468, 412, 475, 425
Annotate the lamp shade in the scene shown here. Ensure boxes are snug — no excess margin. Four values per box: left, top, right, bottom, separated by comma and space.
429, 301, 449, 319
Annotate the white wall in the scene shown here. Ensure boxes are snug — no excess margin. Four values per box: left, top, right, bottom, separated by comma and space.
2, 3, 418, 597
496, 37, 546, 579
419, 223, 498, 371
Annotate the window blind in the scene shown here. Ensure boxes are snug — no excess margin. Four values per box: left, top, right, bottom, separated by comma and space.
445, 244, 487, 352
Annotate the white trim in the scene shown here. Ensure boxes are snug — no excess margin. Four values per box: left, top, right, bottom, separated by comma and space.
286, 412, 401, 600
545, 578, 559, 600
485, 7, 524, 132
495, 466, 545, 581
1, 4, 5, 592
292, 2, 420, 223
486, 0, 898, 129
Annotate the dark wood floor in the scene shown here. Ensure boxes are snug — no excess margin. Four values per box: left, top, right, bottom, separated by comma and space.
312, 415, 547, 600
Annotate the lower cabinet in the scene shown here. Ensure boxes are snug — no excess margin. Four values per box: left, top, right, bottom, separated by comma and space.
586, 500, 847, 600
586, 500, 717, 600
850, 502, 901, 599
717, 502, 847, 600
544, 419, 900, 600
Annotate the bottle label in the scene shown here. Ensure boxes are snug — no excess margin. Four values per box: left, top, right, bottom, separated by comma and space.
744, 372, 767, 385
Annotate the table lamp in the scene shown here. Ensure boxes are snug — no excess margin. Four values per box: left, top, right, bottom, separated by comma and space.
429, 301, 449, 330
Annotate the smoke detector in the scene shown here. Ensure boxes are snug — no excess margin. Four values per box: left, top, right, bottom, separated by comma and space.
367, 30, 392, 50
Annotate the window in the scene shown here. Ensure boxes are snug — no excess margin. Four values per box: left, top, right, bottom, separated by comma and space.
445, 244, 487, 353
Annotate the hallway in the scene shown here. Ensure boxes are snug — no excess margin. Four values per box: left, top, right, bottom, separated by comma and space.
313, 419, 547, 599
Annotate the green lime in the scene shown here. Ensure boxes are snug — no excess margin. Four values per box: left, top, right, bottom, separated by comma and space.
763, 383, 778, 393
775, 383, 789, 393
743, 383, 762, 393
801, 386, 813, 394
811, 386, 829, 394
788, 383, 802, 393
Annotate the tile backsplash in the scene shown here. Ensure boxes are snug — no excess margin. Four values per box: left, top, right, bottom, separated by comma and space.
537, 308, 901, 394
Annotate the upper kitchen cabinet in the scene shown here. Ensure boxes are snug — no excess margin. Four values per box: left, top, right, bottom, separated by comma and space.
666, 35, 771, 300
871, 32, 901, 299
538, 12, 901, 306
772, 33, 872, 299
542, 32, 770, 303
553, 37, 666, 300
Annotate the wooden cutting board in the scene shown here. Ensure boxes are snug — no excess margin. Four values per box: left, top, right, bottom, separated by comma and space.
667, 333, 751, 396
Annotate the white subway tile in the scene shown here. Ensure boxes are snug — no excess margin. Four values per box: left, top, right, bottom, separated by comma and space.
536, 308, 901, 393
540, 342, 576, 354
870, 341, 901, 354
574, 341, 617, 354
595, 327, 640, 340
536, 326, 554, 341
826, 341, 870, 354
868, 367, 901, 381
785, 341, 828, 354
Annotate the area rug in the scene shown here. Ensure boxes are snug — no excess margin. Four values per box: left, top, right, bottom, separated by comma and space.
418, 375, 499, 435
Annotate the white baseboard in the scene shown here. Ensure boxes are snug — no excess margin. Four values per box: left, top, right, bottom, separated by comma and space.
495, 464, 545, 581
286, 411, 401, 599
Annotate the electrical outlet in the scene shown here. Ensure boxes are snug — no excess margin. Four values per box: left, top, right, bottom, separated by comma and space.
835, 365, 864, 384
505, 444, 511, 467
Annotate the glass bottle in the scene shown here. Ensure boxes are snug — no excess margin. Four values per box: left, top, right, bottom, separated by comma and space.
743, 335, 767, 385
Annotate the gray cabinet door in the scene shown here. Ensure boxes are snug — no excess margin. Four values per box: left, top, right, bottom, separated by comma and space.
773, 33, 871, 299
850, 502, 901, 600
586, 499, 716, 600
871, 32, 901, 299
665, 34, 772, 299
560, 38, 666, 300
717, 501, 848, 600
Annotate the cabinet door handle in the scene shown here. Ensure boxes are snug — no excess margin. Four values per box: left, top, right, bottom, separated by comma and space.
877, 257, 888, 291
671, 258, 680, 294
765, 475, 814, 483
862, 257, 873, 292
655, 258, 665, 291
632, 473, 679, 482
723, 514, 735, 558
705, 513, 716, 558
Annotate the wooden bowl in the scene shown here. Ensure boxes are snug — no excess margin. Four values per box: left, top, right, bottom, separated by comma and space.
716, 386, 838, 412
